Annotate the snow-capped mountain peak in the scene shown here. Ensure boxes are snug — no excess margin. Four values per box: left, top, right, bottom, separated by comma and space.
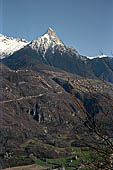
29, 28, 65, 57
0, 34, 29, 59
41, 27, 63, 44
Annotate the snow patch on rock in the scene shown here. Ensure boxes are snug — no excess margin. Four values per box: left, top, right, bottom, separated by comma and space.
86, 54, 108, 60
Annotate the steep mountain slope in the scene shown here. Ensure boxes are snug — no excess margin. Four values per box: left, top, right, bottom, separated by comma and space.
1, 29, 113, 169
0, 34, 29, 59
2, 28, 113, 83
0, 62, 113, 168
0, 63, 82, 168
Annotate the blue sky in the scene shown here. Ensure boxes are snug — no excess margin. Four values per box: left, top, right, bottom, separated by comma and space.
0, 0, 113, 56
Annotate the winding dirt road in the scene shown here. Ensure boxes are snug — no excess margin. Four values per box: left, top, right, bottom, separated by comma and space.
0, 94, 44, 104
3, 164, 47, 170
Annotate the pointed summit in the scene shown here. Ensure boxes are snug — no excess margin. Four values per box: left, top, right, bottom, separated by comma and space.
48, 27, 54, 32
30, 28, 64, 57
46, 27, 56, 37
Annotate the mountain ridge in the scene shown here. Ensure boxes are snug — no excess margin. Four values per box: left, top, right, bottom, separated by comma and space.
1, 28, 111, 60
1, 28, 113, 83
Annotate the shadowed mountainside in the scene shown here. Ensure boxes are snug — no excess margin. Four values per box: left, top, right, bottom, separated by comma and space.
0, 62, 113, 168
